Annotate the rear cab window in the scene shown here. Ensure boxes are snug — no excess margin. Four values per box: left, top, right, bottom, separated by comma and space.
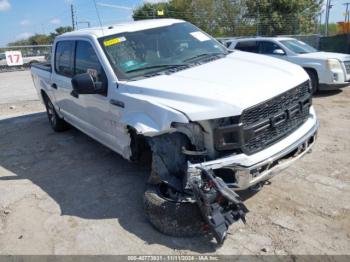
55, 41, 75, 77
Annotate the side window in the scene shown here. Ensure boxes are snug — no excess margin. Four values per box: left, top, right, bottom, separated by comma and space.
55, 41, 75, 77
235, 41, 258, 53
75, 41, 104, 81
75, 40, 108, 95
259, 41, 283, 54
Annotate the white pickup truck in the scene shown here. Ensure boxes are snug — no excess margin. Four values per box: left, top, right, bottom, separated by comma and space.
225, 37, 350, 93
31, 19, 319, 244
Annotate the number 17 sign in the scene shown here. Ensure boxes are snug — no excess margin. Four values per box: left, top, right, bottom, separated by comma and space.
5, 51, 24, 66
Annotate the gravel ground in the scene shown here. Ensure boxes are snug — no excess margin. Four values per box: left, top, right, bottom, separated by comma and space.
0, 71, 349, 255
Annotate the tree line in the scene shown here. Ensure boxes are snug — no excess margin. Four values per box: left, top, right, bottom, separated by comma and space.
133, 0, 323, 37
8, 26, 73, 46
7, 0, 325, 46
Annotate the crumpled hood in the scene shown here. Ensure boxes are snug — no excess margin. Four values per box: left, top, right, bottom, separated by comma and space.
299, 51, 350, 61
122, 51, 309, 121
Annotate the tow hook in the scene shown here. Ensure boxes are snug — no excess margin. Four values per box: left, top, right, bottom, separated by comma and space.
190, 167, 249, 244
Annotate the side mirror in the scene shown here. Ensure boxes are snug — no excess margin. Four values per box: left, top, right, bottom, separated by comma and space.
71, 73, 106, 95
273, 49, 285, 55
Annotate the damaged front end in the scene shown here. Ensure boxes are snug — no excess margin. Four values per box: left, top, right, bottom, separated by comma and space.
146, 128, 249, 244
189, 167, 248, 244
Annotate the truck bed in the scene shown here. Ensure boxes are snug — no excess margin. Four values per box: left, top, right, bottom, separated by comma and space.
31, 62, 52, 72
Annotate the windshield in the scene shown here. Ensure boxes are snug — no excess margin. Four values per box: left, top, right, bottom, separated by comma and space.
99, 22, 227, 80
280, 40, 318, 54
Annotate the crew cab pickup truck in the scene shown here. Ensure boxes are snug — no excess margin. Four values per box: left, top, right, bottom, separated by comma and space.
225, 37, 350, 93
31, 19, 319, 244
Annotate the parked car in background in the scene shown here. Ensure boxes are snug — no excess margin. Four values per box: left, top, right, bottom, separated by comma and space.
227, 37, 350, 93
0, 53, 5, 62
0, 52, 46, 66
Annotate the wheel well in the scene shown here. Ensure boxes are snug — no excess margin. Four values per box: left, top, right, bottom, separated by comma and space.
303, 67, 318, 83
40, 89, 48, 102
127, 126, 151, 163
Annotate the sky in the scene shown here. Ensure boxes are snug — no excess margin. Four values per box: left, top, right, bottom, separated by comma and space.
0, 0, 165, 47
0, 0, 348, 47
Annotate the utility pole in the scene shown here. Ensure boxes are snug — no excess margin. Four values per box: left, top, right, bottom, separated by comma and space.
71, 4, 76, 30
344, 3, 350, 24
256, 0, 260, 36
325, 0, 333, 36
344, 2, 350, 54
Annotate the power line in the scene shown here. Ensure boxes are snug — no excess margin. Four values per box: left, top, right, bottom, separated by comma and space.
92, 0, 104, 35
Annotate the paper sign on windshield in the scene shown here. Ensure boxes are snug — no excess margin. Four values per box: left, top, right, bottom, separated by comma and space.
104, 37, 126, 47
5, 51, 24, 66
190, 32, 210, 42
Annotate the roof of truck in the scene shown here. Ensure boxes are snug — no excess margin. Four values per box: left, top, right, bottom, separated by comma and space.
58, 19, 184, 39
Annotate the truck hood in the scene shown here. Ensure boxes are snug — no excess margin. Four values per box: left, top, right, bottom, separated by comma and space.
298, 51, 350, 61
122, 51, 309, 121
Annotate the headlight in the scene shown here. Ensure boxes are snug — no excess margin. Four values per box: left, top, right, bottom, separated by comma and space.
326, 59, 342, 70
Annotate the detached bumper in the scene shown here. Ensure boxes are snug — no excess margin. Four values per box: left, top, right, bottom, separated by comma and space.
188, 107, 319, 190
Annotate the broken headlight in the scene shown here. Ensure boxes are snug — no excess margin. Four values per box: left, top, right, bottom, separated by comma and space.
211, 116, 243, 151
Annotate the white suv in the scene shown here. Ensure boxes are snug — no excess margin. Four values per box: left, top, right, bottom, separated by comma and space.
227, 37, 350, 92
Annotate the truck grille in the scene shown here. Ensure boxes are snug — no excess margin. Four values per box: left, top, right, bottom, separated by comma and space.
344, 61, 350, 74
241, 81, 311, 154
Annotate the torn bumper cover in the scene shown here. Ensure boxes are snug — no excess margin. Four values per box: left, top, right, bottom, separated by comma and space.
188, 114, 319, 191
190, 168, 248, 244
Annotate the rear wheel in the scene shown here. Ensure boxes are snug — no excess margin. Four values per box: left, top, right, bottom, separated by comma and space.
43, 94, 69, 132
144, 183, 206, 237
305, 69, 318, 94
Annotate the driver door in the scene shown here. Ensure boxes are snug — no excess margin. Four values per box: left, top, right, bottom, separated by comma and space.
73, 40, 125, 154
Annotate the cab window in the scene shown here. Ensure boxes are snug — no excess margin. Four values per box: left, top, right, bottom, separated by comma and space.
55, 41, 75, 77
75, 40, 108, 95
259, 41, 283, 54
235, 41, 258, 53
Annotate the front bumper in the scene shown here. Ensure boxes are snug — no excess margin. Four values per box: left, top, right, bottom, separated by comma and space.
319, 81, 350, 90
187, 107, 319, 190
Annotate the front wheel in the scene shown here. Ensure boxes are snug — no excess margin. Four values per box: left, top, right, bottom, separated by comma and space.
305, 69, 318, 94
144, 183, 206, 237
43, 95, 69, 132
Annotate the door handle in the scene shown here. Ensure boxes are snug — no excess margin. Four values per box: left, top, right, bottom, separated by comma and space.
110, 99, 124, 108
51, 83, 57, 89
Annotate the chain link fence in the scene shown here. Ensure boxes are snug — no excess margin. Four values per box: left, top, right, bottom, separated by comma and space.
0, 45, 52, 73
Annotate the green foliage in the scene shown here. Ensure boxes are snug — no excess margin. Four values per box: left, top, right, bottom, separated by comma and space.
132, 0, 322, 37
319, 23, 339, 36
8, 26, 73, 46
246, 0, 323, 35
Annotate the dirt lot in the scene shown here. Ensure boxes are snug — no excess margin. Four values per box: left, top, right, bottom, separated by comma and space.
0, 71, 349, 255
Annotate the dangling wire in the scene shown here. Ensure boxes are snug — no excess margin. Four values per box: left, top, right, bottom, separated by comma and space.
92, 0, 104, 35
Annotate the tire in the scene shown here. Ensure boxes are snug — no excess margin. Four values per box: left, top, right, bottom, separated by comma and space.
305, 69, 318, 94
43, 94, 69, 132
144, 184, 206, 237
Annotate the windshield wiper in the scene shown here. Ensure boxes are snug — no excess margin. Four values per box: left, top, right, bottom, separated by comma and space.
184, 52, 226, 62
125, 64, 189, 74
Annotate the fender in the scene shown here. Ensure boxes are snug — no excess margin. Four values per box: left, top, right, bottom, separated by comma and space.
118, 94, 190, 136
